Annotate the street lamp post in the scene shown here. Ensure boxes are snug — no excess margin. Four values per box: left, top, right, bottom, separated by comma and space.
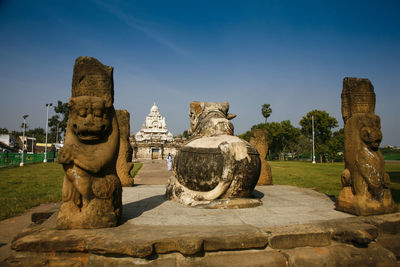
44, 103, 52, 163
312, 115, 316, 164
20, 114, 29, 167
56, 122, 59, 144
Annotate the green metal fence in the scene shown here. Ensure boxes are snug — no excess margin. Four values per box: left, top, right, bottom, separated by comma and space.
0, 152, 57, 167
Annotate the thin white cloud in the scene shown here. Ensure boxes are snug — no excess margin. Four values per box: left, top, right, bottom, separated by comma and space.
90, 0, 189, 57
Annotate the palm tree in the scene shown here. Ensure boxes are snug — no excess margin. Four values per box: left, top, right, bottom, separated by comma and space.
261, 104, 272, 123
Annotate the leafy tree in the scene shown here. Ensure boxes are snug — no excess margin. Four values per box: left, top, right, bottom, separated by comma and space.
0, 128, 9, 134
251, 120, 301, 160
26, 128, 46, 143
261, 104, 272, 123
182, 130, 189, 139
328, 128, 345, 161
238, 131, 251, 142
288, 134, 312, 160
299, 110, 338, 162
48, 100, 69, 143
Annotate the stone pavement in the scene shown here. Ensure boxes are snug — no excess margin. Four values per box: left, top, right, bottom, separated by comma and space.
133, 159, 171, 185
121, 185, 352, 227
128, 159, 352, 227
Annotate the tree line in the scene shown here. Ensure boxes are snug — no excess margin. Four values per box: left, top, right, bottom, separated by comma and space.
0, 101, 69, 147
1, 101, 344, 162
239, 104, 344, 162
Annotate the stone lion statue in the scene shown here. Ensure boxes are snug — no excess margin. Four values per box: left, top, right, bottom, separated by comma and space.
57, 57, 122, 229
336, 77, 396, 215
166, 101, 260, 207
337, 113, 396, 215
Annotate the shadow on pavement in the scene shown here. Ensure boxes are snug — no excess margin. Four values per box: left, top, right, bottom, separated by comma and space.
325, 194, 337, 203
252, 189, 264, 199
121, 194, 166, 222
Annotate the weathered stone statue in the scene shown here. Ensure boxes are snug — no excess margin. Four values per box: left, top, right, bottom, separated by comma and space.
57, 57, 122, 229
166, 101, 261, 207
116, 109, 134, 186
187, 101, 236, 137
336, 77, 397, 215
250, 129, 272, 185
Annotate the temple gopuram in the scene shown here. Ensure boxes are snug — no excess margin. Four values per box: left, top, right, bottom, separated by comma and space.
131, 103, 182, 160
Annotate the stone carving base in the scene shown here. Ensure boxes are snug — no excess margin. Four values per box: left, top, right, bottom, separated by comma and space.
193, 198, 262, 209
7, 210, 400, 266
166, 176, 263, 209
336, 187, 397, 216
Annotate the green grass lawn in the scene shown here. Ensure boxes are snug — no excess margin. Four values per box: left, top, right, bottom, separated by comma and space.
0, 163, 64, 221
0, 162, 143, 221
131, 162, 143, 178
270, 161, 400, 208
383, 152, 400, 160
381, 147, 400, 160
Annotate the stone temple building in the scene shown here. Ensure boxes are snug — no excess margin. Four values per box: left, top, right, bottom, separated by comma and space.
131, 103, 182, 160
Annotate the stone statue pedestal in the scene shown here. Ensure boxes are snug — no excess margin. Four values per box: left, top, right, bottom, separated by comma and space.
7, 185, 400, 266
337, 186, 397, 216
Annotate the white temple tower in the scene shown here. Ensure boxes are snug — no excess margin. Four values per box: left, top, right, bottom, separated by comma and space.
132, 103, 178, 160
135, 103, 173, 142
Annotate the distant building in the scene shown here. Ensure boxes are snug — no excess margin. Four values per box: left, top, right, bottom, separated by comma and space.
0, 134, 18, 152
18, 136, 36, 153
131, 103, 182, 160
35, 143, 53, 153
0, 134, 11, 146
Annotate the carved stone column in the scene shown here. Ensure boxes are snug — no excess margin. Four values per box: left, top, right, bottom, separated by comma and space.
250, 129, 272, 185
116, 109, 134, 186
336, 77, 397, 215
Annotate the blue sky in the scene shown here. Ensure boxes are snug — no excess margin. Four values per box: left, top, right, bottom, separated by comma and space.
1, 0, 399, 146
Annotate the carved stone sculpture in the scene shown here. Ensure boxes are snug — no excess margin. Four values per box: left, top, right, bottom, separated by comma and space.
250, 129, 272, 185
57, 57, 122, 229
116, 109, 134, 186
166, 101, 261, 207
336, 77, 397, 215
187, 101, 236, 137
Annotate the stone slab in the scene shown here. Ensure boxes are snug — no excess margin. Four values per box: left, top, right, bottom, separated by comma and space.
121, 185, 353, 227
359, 212, 400, 234
6, 249, 289, 267
377, 233, 400, 259
11, 218, 268, 258
283, 243, 397, 267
